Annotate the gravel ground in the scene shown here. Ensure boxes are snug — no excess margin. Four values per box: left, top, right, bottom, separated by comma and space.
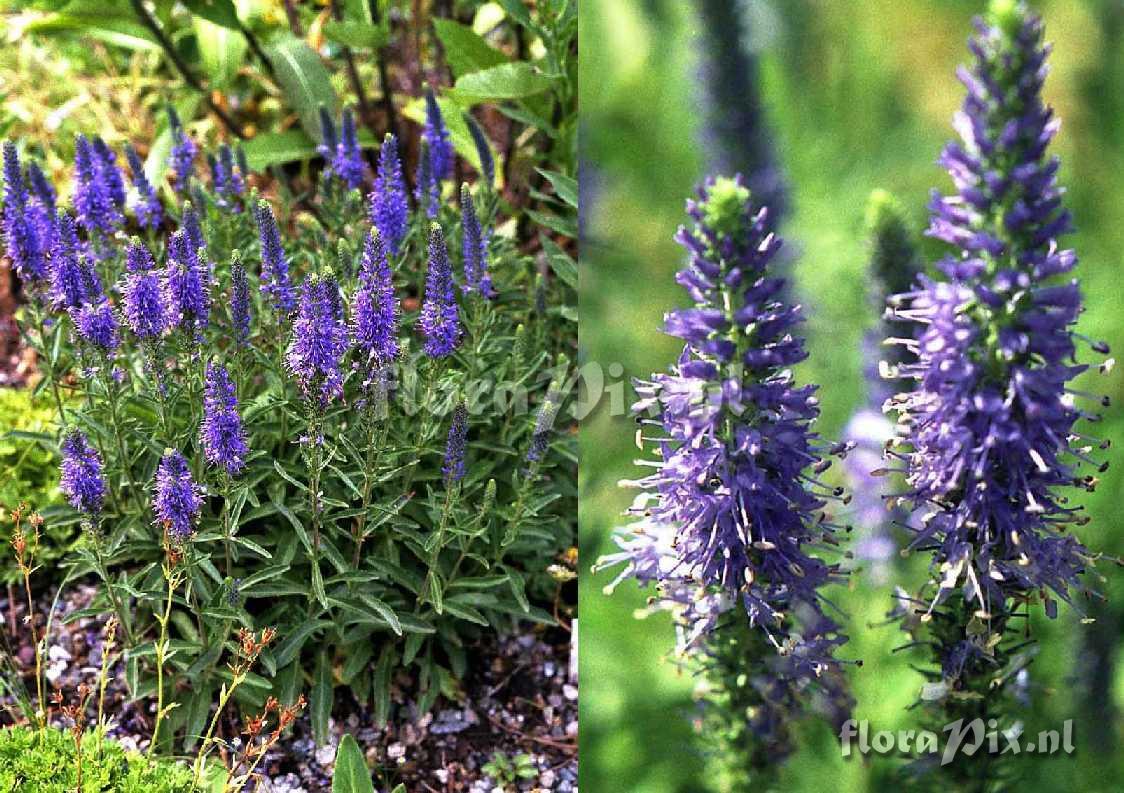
0, 583, 578, 792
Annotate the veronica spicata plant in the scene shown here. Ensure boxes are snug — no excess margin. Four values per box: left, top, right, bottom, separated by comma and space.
596, 177, 854, 788
884, 2, 1112, 787
1, 98, 575, 751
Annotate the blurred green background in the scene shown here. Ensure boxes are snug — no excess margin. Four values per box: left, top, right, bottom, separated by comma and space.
578, 0, 1124, 791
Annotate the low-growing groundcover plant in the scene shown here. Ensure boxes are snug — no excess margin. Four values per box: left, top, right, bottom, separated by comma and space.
0, 74, 575, 774
0, 724, 195, 792
596, 1, 1116, 791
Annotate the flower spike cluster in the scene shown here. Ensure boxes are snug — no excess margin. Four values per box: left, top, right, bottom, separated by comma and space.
230, 251, 252, 346
422, 86, 454, 182
167, 106, 197, 193
166, 228, 211, 336
154, 450, 202, 540
2, 142, 50, 282
442, 403, 469, 485
370, 133, 408, 255
598, 176, 853, 760
210, 143, 245, 208
889, 1, 1101, 622
333, 108, 365, 190
48, 212, 100, 310
59, 428, 106, 516
352, 229, 399, 367
255, 200, 296, 314
418, 224, 461, 359
73, 134, 123, 235
125, 144, 163, 230
286, 272, 350, 406
460, 185, 493, 298
201, 361, 249, 476
122, 240, 172, 341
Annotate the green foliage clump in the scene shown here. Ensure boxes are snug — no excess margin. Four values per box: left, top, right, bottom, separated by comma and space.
482, 751, 538, 790
0, 387, 74, 584
0, 725, 194, 792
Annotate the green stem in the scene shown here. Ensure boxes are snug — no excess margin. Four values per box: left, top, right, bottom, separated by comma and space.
221, 475, 234, 578
103, 371, 142, 514
91, 530, 135, 647
149, 564, 177, 755
33, 309, 67, 425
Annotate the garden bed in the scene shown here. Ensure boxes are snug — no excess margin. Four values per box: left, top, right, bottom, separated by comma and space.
1, 582, 577, 792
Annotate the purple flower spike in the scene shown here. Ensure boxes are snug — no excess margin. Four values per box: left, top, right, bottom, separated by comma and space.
154, 449, 202, 540
460, 184, 493, 297
60, 429, 106, 516
423, 86, 454, 180
352, 228, 399, 366
73, 134, 123, 234
168, 107, 197, 193
417, 224, 461, 359
49, 212, 102, 310
71, 300, 120, 354
370, 133, 408, 254
286, 273, 349, 406
92, 137, 126, 211
442, 402, 469, 484
255, 200, 296, 314
26, 161, 56, 212
166, 228, 211, 335
889, 2, 1102, 625
122, 239, 171, 340
414, 139, 440, 220
2, 142, 50, 282
317, 106, 339, 166
596, 177, 852, 736
333, 107, 365, 190
211, 144, 244, 208
125, 144, 163, 230
201, 360, 249, 476
230, 252, 252, 346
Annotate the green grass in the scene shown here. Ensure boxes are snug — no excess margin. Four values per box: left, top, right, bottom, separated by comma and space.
579, 1, 1124, 791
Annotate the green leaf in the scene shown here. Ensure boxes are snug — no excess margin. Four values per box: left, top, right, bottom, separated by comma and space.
266, 35, 340, 140
441, 599, 489, 626
526, 208, 577, 239
241, 130, 319, 169
541, 235, 576, 288
453, 62, 557, 104
536, 168, 577, 208
183, 0, 240, 28
323, 20, 388, 50
496, 0, 536, 31
331, 733, 375, 793
27, 14, 159, 51
274, 619, 331, 668
425, 569, 444, 615
194, 15, 247, 89
432, 19, 509, 78
505, 568, 530, 613
371, 647, 395, 728
311, 650, 333, 747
